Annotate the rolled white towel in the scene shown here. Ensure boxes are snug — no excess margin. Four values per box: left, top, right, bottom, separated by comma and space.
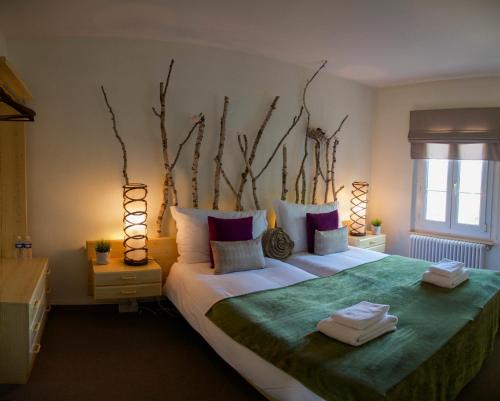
429, 258, 465, 278
331, 301, 390, 330
317, 314, 398, 346
422, 269, 469, 289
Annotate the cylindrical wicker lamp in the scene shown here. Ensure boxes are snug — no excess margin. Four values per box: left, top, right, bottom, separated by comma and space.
349, 181, 369, 237
123, 183, 148, 265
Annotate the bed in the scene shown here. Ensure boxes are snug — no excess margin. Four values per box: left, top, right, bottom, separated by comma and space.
165, 250, 500, 401
165, 257, 324, 401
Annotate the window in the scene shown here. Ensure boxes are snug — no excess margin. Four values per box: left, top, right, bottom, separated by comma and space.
413, 159, 494, 239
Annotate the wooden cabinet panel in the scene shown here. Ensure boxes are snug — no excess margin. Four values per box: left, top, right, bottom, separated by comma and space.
0, 258, 49, 384
0, 104, 27, 258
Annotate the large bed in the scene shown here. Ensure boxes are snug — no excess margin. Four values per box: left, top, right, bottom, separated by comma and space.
165, 248, 500, 401
165, 257, 324, 401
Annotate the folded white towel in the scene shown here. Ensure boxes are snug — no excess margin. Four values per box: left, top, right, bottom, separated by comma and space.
331, 301, 390, 330
429, 259, 465, 278
422, 269, 469, 289
317, 314, 398, 346
429, 266, 467, 281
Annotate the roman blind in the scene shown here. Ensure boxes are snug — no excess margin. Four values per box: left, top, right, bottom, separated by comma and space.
408, 107, 500, 160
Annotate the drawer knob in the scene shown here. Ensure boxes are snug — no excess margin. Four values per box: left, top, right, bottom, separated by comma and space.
120, 290, 137, 295
45, 287, 52, 294
121, 275, 137, 280
46, 304, 52, 312
46, 269, 51, 276
33, 321, 42, 332
32, 343, 42, 354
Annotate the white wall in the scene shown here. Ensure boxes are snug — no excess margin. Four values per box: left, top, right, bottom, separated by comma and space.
0, 32, 7, 56
7, 37, 375, 304
370, 77, 500, 270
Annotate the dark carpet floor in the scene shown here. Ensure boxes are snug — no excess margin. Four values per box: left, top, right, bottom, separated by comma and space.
0, 304, 498, 401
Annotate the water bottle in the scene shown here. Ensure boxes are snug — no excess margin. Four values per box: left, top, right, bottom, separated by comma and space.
24, 235, 32, 259
15, 236, 24, 260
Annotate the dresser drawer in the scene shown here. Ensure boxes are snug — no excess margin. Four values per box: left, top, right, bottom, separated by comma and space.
29, 309, 48, 366
30, 298, 47, 350
94, 283, 161, 300
349, 234, 386, 249
95, 268, 161, 286
29, 271, 47, 325
30, 292, 46, 330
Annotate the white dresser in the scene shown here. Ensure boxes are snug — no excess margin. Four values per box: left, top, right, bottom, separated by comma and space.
348, 233, 386, 252
0, 257, 50, 384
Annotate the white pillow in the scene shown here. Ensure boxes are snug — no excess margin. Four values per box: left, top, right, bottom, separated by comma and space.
170, 207, 268, 264
272, 200, 338, 253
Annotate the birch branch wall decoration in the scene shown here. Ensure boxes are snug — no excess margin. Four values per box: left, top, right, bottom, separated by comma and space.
212, 96, 229, 210
237, 106, 304, 209
234, 96, 279, 211
100, 56, 350, 235
152, 59, 205, 234
295, 60, 327, 203
100, 86, 130, 185
191, 115, 206, 208
281, 144, 288, 201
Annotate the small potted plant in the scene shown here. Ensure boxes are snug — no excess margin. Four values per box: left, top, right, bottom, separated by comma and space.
95, 240, 111, 265
371, 218, 382, 235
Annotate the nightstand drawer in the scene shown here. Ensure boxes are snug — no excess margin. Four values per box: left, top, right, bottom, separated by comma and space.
94, 283, 161, 300
367, 244, 386, 253
94, 269, 161, 286
349, 234, 386, 249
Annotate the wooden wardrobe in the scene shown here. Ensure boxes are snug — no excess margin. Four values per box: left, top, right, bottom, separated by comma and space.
0, 56, 31, 257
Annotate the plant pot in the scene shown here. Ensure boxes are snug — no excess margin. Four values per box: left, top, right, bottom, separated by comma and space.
96, 251, 110, 265
372, 225, 382, 235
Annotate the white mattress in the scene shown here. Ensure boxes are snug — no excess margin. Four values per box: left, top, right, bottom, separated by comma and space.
285, 246, 387, 277
165, 258, 325, 401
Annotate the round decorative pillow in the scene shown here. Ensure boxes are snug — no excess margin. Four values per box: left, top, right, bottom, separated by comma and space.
262, 227, 294, 260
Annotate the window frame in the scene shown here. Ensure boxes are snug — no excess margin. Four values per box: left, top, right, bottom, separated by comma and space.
413, 159, 494, 240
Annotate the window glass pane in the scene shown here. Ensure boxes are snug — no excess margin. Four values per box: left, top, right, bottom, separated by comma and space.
424, 159, 448, 222
425, 191, 447, 222
426, 159, 448, 191
457, 160, 483, 226
457, 194, 481, 225
458, 160, 482, 193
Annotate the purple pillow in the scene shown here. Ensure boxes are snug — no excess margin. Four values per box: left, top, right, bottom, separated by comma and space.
306, 210, 339, 253
208, 216, 253, 267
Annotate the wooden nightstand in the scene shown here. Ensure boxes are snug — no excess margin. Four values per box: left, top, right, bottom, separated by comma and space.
348, 232, 386, 252
92, 258, 162, 311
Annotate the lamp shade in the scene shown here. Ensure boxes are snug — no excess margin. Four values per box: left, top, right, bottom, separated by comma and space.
123, 183, 148, 265
349, 181, 369, 237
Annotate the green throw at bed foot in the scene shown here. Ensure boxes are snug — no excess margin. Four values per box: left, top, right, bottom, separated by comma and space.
206, 255, 500, 401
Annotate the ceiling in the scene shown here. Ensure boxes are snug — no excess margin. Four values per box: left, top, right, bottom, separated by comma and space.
1, 0, 499, 87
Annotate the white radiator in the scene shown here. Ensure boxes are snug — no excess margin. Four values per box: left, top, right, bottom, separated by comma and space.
409, 234, 486, 268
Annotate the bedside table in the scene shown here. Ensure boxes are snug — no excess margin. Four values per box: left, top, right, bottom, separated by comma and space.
92, 258, 162, 311
348, 232, 386, 252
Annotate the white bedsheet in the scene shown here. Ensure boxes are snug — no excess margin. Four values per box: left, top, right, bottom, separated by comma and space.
286, 246, 387, 277
165, 258, 325, 401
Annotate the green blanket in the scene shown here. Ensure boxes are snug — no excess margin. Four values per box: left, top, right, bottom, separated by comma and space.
206, 255, 500, 401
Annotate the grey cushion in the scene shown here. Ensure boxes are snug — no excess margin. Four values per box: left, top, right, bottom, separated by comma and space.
314, 226, 349, 255
211, 237, 266, 274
